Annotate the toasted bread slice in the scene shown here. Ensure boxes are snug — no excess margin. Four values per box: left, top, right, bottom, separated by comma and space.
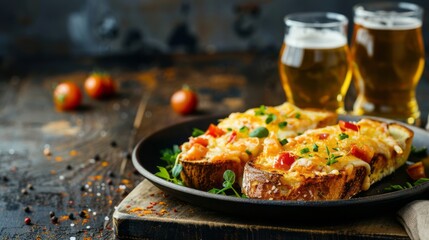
242, 118, 414, 200
179, 102, 337, 191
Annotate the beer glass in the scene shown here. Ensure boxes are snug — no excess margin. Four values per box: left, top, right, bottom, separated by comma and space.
351, 2, 425, 125
279, 12, 352, 113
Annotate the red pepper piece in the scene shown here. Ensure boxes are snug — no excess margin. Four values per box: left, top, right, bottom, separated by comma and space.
339, 120, 359, 132
274, 152, 297, 171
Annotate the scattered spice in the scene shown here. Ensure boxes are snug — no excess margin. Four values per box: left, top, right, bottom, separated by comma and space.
24, 206, 31, 213
2, 176, 9, 182
21, 189, 28, 195
55, 156, 63, 162
27, 184, 34, 190
51, 216, 58, 224
110, 141, 117, 148
69, 213, 75, 220
49, 211, 55, 218
94, 154, 101, 161
66, 165, 73, 170
107, 171, 115, 178
69, 150, 78, 156
79, 210, 87, 218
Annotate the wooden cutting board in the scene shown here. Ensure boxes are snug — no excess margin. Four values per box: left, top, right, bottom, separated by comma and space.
113, 180, 408, 240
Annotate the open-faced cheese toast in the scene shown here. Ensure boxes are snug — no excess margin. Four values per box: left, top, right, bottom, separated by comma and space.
241, 118, 414, 200
178, 102, 337, 191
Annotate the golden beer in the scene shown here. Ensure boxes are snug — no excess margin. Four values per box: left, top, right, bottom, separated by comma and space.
351, 2, 424, 125
278, 16, 352, 113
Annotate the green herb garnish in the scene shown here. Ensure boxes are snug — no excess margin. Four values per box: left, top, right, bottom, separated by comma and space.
385, 178, 429, 192
266, 114, 277, 124
208, 170, 245, 198
325, 146, 341, 165
192, 128, 205, 137
239, 126, 249, 133
312, 143, 319, 152
295, 113, 301, 119
339, 133, 349, 140
411, 146, 427, 157
279, 138, 288, 146
245, 149, 252, 155
255, 105, 267, 116
300, 147, 310, 154
278, 121, 288, 129
156, 146, 183, 185
249, 127, 269, 138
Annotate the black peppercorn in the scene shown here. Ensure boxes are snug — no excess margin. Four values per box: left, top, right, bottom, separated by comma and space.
23, 206, 31, 213
69, 213, 75, 220
51, 216, 58, 224
49, 211, 55, 217
79, 210, 86, 218
110, 141, 117, 148
66, 165, 73, 170
94, 154, 100, 161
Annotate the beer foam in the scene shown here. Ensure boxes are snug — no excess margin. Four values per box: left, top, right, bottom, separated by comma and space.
285, 28, 347, 49
355, 16, 421, 30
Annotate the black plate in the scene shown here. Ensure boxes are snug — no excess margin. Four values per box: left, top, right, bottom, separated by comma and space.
132, 115, 429, 220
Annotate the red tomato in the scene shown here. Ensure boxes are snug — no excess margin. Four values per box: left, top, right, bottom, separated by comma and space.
53, 82, 82, 111
339, 120, 359, 132
318, 133, 330, 140
406, 162, 426, 180
170, 87, 198, 115
350, 144, 373, 163
227, 131, 237, 144
190, 137, 209, 147
206, 124, 225, 138
84, 73, 116, 99
274, 152, 297, 171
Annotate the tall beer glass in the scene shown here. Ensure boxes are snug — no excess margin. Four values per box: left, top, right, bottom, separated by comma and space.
279, 12, 352, 113
351, 2, 424, 125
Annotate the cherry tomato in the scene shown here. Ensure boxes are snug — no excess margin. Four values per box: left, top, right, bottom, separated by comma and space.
350, 144, 373, 163
170, 87, 198, 115
406, 162, 426, 180
53, 82, 82, 111
206, 124, 225, 138
84, 73, 116, 99
190, 137, 209, 147
274, 152, 297, 171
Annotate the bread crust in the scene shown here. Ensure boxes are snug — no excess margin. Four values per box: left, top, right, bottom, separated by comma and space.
180, 159, 245, 191
241, 120, 414, 200
242, 162, 368, 200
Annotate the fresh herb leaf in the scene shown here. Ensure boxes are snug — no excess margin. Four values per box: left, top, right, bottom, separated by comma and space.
414, 178, 429, 185
245, 149, 252, 155
278, 121, 288, 129
192, 128, 205, 137
339, 133, 349, 140
300, 147, 310, 154
385, 178, 429, 192
312, 143, 319, 152
295, 113, 301, 119
227, 128, 232, 132
160, 145, 181, 167
411, 146, 427, 157
154, 166, 170, 180
249, 127, 269, 138
325, 146, 341, 165
279, 138, 288, 146
265, 114, 276, 124
255, 105, 267, 116
239, 126, 249, 133
172, 164, 183, 178
208, 170, 243, 198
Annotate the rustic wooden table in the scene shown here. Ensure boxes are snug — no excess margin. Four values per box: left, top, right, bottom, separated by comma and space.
0, 53, 428, 239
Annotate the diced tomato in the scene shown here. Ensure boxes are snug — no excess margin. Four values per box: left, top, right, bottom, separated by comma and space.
274, 152, 297, 171
350, 144, 373, 163
227, 131, 237, 144
406, 162, 427, 180
339, 120, 359, 132
206, 124, 225, 138
190, 137, 208, 147
318, 133, 330, 140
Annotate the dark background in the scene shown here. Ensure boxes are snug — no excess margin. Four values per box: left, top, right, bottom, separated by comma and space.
1, 0, 429, 61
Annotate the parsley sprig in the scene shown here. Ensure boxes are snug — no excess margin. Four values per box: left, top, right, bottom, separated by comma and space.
208, 170, 246, 198
325, 146, 342, 165
385, 178, 429, 192
156, 145, 183, 185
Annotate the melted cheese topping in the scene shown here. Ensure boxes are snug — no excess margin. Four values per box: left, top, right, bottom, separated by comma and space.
255, 118, 407, 189
180, 102, 333, 164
